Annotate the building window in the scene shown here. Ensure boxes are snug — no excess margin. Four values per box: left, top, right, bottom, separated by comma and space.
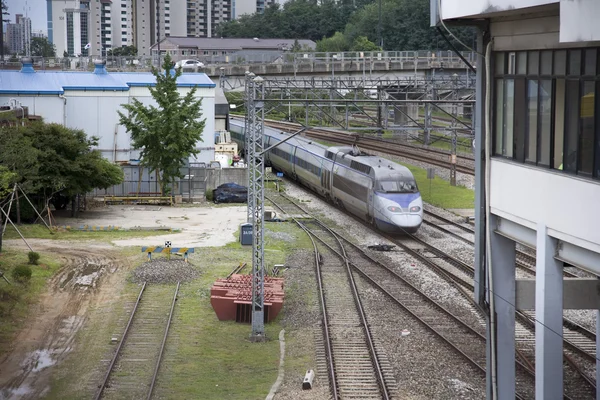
493, 48, 600, 180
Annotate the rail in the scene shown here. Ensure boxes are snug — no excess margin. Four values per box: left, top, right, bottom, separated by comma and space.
95, 282, 147, 400
274, 178, 596, 398
256, 119, 476, 176
95, 282, 180, 400
267, 193, 391, 399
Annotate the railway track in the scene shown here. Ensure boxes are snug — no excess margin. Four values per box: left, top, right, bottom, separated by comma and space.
419, 208, 597, 397
95, 282, 180, 400
267, 193, 394, 399
245, 118, 476, 175
422, 209, 579, 278
267, 191, 537, 398
271, 183, 596, 398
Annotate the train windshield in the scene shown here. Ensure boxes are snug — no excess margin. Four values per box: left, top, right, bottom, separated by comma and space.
376, 179, 418, 193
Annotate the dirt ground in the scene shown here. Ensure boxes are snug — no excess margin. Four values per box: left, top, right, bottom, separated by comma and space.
0, 204, 249, 400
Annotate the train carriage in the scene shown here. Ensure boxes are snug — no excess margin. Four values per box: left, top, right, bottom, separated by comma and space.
229, 119, 422, 234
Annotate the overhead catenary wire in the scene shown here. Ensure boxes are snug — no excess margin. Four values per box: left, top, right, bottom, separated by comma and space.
241, 76, 596, 371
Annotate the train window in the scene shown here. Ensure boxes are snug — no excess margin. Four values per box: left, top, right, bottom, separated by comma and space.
377, 179, 418, 193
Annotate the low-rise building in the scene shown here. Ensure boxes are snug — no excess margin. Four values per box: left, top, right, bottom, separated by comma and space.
151, 37, 316, 64
0, 59, 216, 166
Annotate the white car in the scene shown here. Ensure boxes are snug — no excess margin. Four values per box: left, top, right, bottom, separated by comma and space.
175, 59, 205, 69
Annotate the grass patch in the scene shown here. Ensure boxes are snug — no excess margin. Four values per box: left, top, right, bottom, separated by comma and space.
402, 163, 474, 209
0, 249, 62, 357
2, 224, 174, 242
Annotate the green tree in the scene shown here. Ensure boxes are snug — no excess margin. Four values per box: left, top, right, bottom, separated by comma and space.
350, 36, 380, 52
118, 54, 206, 195
30, 37, 56, 57
107, 45, 138, 57
0, 122, 124, 218
316, 32, 348, 52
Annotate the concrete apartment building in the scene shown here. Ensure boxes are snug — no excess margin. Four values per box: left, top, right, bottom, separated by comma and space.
5, 14, 32, 55
432, 0, 600, 399
47, 0, 275, 57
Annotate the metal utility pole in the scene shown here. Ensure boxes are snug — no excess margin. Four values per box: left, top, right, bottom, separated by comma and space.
245, 71, 255, 223
0, 0, 7, 64
246, 74, 266, 340
377, 0, 382, 49
156, 0, 160, 69
450, 133, 457, 186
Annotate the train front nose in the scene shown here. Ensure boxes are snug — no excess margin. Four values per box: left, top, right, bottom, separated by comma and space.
389, 213, 422, 233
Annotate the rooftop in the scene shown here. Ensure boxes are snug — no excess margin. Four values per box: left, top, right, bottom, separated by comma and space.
0, 66, 216, 95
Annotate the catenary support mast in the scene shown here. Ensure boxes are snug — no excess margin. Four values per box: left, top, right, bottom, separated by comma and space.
246, 75, 266, 339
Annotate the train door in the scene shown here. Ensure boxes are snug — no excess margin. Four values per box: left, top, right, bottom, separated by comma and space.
367, 179, 374, 224
320, 168, 331, 191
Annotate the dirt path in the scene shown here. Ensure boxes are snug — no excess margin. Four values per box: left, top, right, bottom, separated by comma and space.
0, 241, 129, 400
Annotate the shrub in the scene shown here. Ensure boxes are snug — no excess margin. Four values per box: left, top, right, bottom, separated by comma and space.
205, 189, 214, 202
11, 265, 32, 283
28, 251, 40, 265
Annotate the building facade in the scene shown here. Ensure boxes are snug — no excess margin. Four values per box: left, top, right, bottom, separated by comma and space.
150, 36, 316, 64
433, 1, 600, 399
5, 14, 32, 55
47, 0, 275, 58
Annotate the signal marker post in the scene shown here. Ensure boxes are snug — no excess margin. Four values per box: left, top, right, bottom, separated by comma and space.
142, 246, 194, 262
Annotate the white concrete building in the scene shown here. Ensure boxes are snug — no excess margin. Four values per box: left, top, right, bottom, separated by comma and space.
433, 1, 600, 399
0, 60, 216, 166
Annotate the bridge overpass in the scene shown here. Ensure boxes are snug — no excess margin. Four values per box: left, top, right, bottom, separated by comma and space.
208, 51, 475, 91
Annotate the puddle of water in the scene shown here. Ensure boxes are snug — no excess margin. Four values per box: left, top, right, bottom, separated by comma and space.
0, 384, 34, 399
75, 272, 99, 287
24, 350, 57, 372
82, 262, 101, 276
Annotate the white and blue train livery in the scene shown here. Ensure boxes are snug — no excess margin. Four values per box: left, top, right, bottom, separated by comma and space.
229, 119, 422, 234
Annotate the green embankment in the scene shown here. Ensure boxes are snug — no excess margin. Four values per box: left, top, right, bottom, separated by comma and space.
0, 249, 62, 354
402, 163, 474, 209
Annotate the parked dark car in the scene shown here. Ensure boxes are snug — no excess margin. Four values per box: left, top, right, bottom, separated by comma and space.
213, 183, 248, 204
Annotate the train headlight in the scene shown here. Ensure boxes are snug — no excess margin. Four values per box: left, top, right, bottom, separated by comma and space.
409, 206, 421, 213
387, 206, 402, 213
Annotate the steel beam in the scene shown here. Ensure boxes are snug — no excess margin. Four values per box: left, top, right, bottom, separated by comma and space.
534, 223, 563, 399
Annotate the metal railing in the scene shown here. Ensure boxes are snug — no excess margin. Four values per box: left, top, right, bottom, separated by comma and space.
0, 50, 476, 73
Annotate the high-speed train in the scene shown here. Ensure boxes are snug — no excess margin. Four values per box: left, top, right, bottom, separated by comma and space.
229, 119, 423, 234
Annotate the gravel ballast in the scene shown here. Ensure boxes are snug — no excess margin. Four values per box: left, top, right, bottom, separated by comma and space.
275, 183, 490, 399
131, 259, 200, 284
